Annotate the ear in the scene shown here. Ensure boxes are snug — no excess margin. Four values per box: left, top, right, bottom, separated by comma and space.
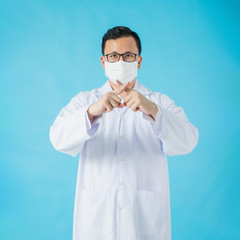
138, 55, 143, 69
100, 56, 105, 69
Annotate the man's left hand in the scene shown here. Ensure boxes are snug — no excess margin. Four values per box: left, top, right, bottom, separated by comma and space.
116, 80, 158, 121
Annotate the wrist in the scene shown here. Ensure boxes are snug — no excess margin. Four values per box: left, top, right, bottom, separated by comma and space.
87, 106, 95, 121
151, 103, 158, 121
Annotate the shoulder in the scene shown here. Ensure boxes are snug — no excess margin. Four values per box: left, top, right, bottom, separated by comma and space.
69, 88, 99, 107
149, 89, 176, 109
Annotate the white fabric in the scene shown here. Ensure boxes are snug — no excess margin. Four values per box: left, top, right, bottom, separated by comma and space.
104, 60, 138, 84
49, 79, 199, 240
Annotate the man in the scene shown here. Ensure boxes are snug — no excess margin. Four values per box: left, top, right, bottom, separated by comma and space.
49, 26, 199, 240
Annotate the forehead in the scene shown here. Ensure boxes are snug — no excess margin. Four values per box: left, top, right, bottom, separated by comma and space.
104, 36, 138, 54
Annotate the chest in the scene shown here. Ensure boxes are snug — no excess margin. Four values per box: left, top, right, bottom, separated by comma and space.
91, 107, 158, 148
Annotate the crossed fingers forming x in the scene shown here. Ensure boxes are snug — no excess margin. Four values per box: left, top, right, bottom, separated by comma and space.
111, 80, 141, 112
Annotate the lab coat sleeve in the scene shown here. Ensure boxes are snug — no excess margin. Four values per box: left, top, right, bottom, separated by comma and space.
49, 93, 102, 157
142, 93, 199, 156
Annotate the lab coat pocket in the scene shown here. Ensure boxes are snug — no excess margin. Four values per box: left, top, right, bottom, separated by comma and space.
79, 187, 114, 236
136, 189, 166, 236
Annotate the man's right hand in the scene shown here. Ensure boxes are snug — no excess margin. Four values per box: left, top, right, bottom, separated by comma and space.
87, 81, 130, 121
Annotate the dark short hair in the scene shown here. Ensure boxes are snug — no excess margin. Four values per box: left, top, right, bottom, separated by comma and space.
101, 26, 142, 55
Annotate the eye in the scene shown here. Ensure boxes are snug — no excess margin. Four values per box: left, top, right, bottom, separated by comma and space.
124, 53, 134, 58
109, 54, 118, 58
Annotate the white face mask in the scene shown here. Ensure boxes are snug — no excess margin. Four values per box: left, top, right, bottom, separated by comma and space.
104, 60, 138, 84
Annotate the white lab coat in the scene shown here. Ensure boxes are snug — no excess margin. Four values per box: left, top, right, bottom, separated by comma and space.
49, 79, 199, 240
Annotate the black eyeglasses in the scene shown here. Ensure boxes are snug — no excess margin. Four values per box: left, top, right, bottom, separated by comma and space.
104, 52, 139, 63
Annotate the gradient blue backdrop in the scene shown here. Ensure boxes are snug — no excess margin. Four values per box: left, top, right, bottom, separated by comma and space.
1, 0, 239, 239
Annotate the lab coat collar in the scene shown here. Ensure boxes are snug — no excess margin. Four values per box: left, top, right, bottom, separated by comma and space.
95, 79, 152, 96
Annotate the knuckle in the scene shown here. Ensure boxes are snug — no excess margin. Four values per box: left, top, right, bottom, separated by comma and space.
106, 93, 111, 98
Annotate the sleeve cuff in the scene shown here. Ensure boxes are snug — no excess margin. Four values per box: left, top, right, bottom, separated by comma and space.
142, 103, 168, 140
84, 105, 102, 137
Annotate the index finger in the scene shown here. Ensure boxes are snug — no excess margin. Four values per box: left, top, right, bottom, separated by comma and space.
112, 81, 130, 95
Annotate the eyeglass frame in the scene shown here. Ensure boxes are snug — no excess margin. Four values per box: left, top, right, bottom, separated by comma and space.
103, 52, 139, 63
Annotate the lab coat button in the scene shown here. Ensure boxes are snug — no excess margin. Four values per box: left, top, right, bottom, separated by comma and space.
120, 205, 126, 210
120, 157, 124, 161
120, 136, 124, 140
120, 181, 124, 186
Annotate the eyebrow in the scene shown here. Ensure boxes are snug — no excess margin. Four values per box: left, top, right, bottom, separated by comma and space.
108, 51, 133, 54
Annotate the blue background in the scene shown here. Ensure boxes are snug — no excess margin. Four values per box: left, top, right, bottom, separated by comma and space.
1, 0, 239, 239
